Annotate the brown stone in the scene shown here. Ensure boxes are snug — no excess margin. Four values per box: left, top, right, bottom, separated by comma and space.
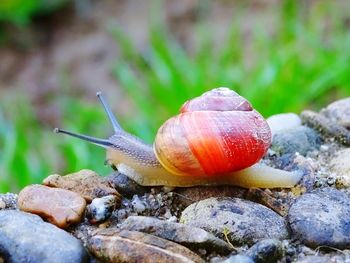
18, 184, 86, 229
88, 229, 205, 263
43, 169, 121, 203
245, 188, 289, 217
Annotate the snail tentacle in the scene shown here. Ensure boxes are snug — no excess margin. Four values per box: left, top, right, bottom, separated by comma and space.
96, 91, 123, 132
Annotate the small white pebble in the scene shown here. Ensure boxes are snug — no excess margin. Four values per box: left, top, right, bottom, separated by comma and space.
320, 145, 329, 152
167, 216, 178, 223
131, 195, 147, 213
267, 113, 302, 136
0, 199, 6, 209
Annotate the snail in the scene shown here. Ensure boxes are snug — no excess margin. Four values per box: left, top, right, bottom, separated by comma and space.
54, 87, 301, 188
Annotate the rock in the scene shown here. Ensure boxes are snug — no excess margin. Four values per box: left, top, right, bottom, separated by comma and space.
267, 113, 301, 135
175, 186, 246, 207
301, 110, 350, 146
0, 193, 18, 209
271, 126, 321, 156
0, 199, 5, 209
180, 197, 288, 246
330, 148, 350, 187
217, 255, 254, 263
88, 229, 205, 263
0, 210, 88, 263
288, 187, 350, 248
296, 256, 330, 263
120, 216, 232, 254
43, 169, 121, 203
18, 184, 86, 228
245, 239, 283, 263
131, 194, 149, 214
245, 188, 288, 216
86, 195, 117, 224
321, 98, 350, 128
107, 171, 149, 197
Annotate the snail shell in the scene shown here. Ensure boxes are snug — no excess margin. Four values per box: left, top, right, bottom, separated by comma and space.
155, 88, 271, 177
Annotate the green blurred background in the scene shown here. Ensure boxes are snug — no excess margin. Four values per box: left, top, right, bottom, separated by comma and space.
0, 0, 349, 192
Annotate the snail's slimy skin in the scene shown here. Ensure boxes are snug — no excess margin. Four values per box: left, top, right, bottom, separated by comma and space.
106, 135, 302, 188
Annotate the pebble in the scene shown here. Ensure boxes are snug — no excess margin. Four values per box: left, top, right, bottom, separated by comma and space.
296, 256, 331, 263
43, 169, 121, 203
18, 184, 86, 229
120, 216, 232, 254
88, 229, 205, 263
321, 97, 350, 128
0, 210, 88, 263
330, 148, 350, 187
271, 126, 321, 156
267, 113, 302, 135
245, 239, 283, 263
216, 255, 254, 263
0, 193, 18, 209
131, 195, 149, 214
288, 187, 350, 248
180, 197, 288, 246
301, 110, 350, 146
86, 195, 117, 224
0, 199, 5, 209
107, 171, 149, 197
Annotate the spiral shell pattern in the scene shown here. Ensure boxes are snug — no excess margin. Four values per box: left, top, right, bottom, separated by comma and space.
154, 88, 271, 177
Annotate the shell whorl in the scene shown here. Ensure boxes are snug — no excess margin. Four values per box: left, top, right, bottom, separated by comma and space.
154, 88, 272, 177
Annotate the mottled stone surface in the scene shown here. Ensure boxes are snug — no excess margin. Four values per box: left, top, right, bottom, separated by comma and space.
245, 239, 283, 263
88, 229, 205, 263
120, 216, 232, 254
330, 148, 350, 188
43, 169, 121, 203
267, 113, 301, 135
321, 97, 350, 128
18, 184, 86, 228
0, 193, 18, 209
175, 186, 246, 207
301, 110, 350, 146
296, 256, 331, 263
0, 210, 88, 263
180, 197, 288, 246
271, 126, 321, 156
288, 188, 350, 248
86, 195, 117, 224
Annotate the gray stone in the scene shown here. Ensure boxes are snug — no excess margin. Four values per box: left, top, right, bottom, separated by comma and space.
321, 97, 350, 129
120, 216, 232, 254
217, 255, 254, 263
245, 239, 283, 263
107, 172, 149, 197
296, 256, 331, 263
271, 126, 321, 156
180, 197, 288, 246
0, 210, 88, 263
267, 113, 301, 135
0, 193, 18, 209
288, 187, 350, 249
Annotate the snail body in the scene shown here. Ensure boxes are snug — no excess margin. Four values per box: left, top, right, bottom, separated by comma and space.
55, 88, 301, 188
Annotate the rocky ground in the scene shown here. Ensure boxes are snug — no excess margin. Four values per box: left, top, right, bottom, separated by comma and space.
1, 97, 350, 263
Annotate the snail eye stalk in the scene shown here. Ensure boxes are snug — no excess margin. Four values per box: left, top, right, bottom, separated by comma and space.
96, 91, 123, 133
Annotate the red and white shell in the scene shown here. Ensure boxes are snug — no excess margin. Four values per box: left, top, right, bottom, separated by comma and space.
154, 87, 271, 177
